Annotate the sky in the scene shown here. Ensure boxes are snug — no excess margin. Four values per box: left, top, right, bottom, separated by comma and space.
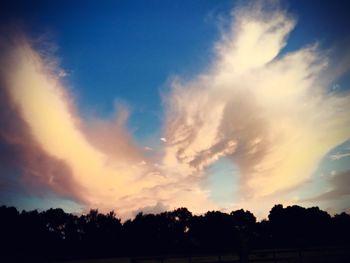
0, 0, 350, 220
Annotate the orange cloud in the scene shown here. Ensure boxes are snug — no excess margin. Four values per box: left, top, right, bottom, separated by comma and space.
1, 2, 349, 220
0, 36, 216, 219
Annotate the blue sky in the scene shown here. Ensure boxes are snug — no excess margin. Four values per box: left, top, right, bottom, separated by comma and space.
1, 0, 350, 218
3, 0, 348, 140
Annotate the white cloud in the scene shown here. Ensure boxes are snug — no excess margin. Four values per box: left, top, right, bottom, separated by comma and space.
162, 2, 350, 216
58, 70, 67, 78
330, 152, 350, 160
1, 1, 350, 219
133, 201, 169, 216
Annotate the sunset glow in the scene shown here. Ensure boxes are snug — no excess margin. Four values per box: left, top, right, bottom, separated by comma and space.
1, 0, 349, 219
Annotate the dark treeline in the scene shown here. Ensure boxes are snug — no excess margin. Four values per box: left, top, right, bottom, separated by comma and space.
1, 204, 350, 262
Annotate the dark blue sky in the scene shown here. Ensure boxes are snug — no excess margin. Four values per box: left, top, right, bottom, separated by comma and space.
2, 0, 349, 141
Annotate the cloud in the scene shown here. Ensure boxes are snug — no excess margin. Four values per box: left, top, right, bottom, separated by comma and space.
133, 201, 169, 216
0, 33, 216, 219
162, 2, 350, 215
0, 67, 82, 202
0, 35, 156, 218
330, 152, 350, 160
304, 170, 350, 201
1, 2, 350, 219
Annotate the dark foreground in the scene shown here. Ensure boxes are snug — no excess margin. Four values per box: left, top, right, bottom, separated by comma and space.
55, 247, 350, 263
1, 204, 350, 262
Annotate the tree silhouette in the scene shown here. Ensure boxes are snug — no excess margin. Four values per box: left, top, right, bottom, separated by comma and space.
0, 204, 349, 262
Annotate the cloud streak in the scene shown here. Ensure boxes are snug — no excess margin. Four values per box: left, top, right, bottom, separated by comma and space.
330, 152, 350, 160
162, 2, 350, 215
0, 34, 214, 219
1, 2, 350, 219
0, 36, 155, 217
304, 170, 350, 202
0, 53, 82, 202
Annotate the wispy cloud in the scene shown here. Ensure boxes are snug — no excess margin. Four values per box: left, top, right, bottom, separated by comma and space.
330, 152, 350, 160
0, 99, 82, 203
1, 1, 350, 219
133, 201, 169, 216
162, 2, 350, 215
303, 170, 350, 202
0, 34, 215, 219
0, 36, 157, 218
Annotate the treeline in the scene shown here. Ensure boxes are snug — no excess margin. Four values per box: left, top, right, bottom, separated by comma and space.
0, 204, 350, 262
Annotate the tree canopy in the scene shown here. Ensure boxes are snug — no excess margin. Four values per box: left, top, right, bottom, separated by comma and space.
0, 204, 349, 262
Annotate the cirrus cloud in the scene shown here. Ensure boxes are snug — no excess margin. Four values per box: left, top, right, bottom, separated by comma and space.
1, 2, 350, 219
162, 2, 350, 215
